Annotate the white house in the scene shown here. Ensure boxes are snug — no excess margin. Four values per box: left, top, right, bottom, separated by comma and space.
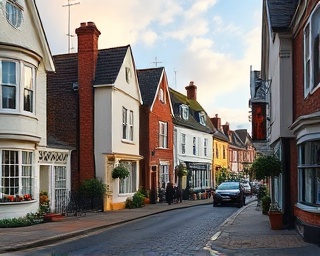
169, 82, 214, 194
0, 0, 71, 219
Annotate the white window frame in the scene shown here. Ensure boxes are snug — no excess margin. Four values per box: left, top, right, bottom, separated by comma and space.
125, 67, 131, 83
298, 140, 320, 206
304, 4, 320, 97
122, 108, 134, 142
0, 59, 35, 113
181, 133, 186, 154
5, 0, 23, 28
159, 164, 169, 188
0, 150, 34, 199
159, 88, 165, 103
23, 65, 34, 112
159, 121, 168, 148
119, 161, 136, 194
179, 105, 189, 120
204, 138, 208, 157
192, 136, 197, 155
199, 111, 206, 126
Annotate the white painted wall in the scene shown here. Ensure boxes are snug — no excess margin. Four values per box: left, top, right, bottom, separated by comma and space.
174, 125, 213, 165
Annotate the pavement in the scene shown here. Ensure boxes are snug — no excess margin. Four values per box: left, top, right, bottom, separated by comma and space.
0, 196, 319, 255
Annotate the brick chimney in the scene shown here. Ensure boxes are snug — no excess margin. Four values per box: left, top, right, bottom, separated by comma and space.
210, 114, 221, 130
222, 122, 230, 137
185, 81, 197, 100
75, 22, 101, 182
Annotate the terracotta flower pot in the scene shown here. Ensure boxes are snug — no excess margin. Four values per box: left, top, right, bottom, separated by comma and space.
268, 211, 283, 230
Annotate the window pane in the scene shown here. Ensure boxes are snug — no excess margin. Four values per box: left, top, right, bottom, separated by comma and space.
119, 162, 135, 193
1, 151, 19, 196
6, 2, 23, 28
2, 61, 16, 84
2, 86, 16, 109
122, 108, 127, 139
24, 66, 33, 112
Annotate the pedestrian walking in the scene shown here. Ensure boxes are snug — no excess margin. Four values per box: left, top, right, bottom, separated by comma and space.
166, 182, 174, 205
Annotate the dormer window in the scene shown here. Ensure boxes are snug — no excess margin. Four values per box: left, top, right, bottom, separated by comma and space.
159, 88, 165, 103
179, 105, 189, 120
199, 111, 206, 126
6, 0, 23, 28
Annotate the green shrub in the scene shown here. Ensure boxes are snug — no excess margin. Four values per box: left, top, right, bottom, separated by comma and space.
125, 191, 145, 209
79, 178, 106, 198
261, 195, 271, 215
257, 185, 267, 202
0, 212, 43, 228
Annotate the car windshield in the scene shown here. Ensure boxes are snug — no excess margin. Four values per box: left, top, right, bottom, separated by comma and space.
217, 183, 239, 190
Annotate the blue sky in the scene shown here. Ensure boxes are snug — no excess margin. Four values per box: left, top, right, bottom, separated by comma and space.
36, 0, 262, 133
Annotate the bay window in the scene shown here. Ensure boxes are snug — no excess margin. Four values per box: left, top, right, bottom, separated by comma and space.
119, 161, 136, 194
0, 150, 34, 201
298, 141, 320, 206
0, 60, 35, 113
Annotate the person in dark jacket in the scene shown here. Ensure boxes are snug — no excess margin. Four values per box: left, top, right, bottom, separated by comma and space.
166, 182, 174, 205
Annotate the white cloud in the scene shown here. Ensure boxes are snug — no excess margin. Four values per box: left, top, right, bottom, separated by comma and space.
165, 19, 209, 41
185, 0, 218, 19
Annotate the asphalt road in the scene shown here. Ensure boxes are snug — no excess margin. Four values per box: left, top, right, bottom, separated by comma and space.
5, 204, 238, 256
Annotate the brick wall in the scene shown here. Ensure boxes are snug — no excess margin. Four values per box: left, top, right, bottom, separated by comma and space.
293, 0, 320, 119
47, 54, 80, 190
294, 206, 320, 226
75, 22, 101, 182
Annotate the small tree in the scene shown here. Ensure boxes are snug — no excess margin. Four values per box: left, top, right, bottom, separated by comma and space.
79, 178, 106, 210
251, 154, 281, 211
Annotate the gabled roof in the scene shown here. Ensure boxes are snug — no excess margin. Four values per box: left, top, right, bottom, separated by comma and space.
229, 130, 246, 150
213, 130, 229, 142
169, 88, 216, 134
137, 67, 164, 106
50, 45, 131, 87
267, 0, 299, 32
94, 45, 129, 85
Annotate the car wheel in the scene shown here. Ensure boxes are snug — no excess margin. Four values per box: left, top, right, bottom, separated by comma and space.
237, 198, 243, 208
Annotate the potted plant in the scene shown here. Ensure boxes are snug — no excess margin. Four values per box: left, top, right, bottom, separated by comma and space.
112, 165, 130, 180
251, 154, 282, 229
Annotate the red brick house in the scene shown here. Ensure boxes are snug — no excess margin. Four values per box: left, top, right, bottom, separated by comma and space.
289, 0, 320, 244
256, 0, 320, 244
137, 68, 174, 203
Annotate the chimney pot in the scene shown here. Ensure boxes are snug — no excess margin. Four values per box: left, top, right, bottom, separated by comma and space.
185, 81, 197, 100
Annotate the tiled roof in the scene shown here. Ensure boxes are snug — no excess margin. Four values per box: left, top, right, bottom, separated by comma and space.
94, 45, 129, 85
267, 0, 299, 32
169, 88, 216, 134
229, 130, 246, 149
137, 67, 164, 106
213, 130, 229, 142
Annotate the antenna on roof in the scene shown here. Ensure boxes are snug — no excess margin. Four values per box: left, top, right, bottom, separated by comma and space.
63, 0, 80, 53
151, 57, 162, 67
174, 68, 177, 88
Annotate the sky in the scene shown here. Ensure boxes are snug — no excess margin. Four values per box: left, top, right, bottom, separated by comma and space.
35, 0, 262, 134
